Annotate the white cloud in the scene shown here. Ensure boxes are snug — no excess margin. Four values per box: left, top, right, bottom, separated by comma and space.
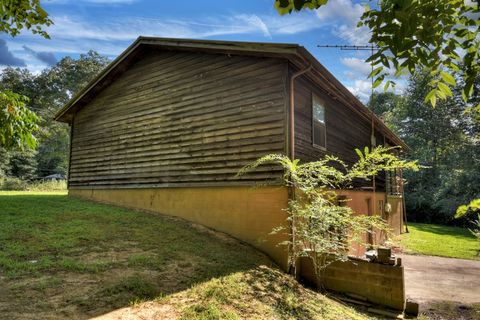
42, 13, 319, 44
341, 57, 371, 76
236, 15, 271, 38
315, 0, 363, 25
334, 24, 370, 45
315, 0, 370, 45
7, 11, 322, 72
346, 78, 406, 103
346, 79, 372, 102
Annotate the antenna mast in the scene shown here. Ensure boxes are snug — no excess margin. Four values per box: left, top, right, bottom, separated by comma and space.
318, 44, 379, 237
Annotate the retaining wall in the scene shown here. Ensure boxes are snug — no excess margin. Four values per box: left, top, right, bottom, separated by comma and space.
298, 256, 405, 311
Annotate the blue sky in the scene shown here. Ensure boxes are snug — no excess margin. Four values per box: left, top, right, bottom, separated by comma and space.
0, 0, 395, 101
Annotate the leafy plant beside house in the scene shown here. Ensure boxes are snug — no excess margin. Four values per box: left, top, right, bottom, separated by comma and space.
238, 146, 419, 282
455, 199, 480, 252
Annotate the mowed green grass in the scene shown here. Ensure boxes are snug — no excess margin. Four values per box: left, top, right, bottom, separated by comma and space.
396, 222, 479, 260
0, 191, 374, 320
0, 191, 265, 279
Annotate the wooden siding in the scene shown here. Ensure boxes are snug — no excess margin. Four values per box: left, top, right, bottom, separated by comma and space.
292, 66, 387, 190
69, 50, 288, 188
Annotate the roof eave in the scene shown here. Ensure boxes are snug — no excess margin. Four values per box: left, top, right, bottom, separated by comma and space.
54, 37, 300, 123
295, 47, 409, 152
54, 36, 145, 123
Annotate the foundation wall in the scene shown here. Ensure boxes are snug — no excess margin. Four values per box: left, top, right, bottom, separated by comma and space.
69, 187, 404, 270
70, 186, 290, 270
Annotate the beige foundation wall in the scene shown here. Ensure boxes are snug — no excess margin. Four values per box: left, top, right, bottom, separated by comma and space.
70, 187, 403, 269
70, 186, 291, 270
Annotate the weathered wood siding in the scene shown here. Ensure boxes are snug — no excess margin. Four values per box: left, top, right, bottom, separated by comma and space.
292, 67, 386, 190
69, 50, 288, 188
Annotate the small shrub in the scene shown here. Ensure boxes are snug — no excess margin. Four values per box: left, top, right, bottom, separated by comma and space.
469, 214, 480, 255
1, 177, 29, 190
238, 146, 419, 280
28, 180, 67, 191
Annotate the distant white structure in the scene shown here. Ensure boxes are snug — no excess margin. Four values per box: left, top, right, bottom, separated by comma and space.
43, 173, 65, 181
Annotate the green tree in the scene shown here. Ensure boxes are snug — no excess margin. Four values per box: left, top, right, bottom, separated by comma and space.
368, 91, 402, 119
34, 51, 109, 177
0, 0, 52, 38
0, 52, 110, 178
0, 0, 53, 150
377, 72, 480, 223
8, 149, 37, 180
274, 0, 480, 108
0, 147, 10, 176
0, 90, 39, 150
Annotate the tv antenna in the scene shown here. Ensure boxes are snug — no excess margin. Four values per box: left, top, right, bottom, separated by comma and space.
318, 44, 381, 234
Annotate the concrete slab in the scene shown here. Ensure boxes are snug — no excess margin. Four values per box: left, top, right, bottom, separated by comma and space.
400, 254, 480, 303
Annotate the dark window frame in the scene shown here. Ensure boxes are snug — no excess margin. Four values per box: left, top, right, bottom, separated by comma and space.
312, 93, 327, 150
386, 168, 403, 196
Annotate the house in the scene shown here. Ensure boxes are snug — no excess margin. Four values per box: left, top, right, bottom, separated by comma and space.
43, 173, 66, 181
55, 37, 407, 270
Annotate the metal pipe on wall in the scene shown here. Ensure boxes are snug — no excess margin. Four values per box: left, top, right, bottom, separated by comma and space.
289, 64, 312, 160
287, 63, 312, 275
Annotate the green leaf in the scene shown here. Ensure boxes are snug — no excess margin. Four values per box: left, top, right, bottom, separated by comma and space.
425, 89, 437, 107
384, 80, 391, 91
368, 66, 383, 78
437, 82, 452, 97
372, 77, 383, 88
440, 72, 456, 86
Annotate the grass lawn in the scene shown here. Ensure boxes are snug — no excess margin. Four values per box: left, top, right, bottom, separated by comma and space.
395, 222, 479, 260
0, 191, 375, 319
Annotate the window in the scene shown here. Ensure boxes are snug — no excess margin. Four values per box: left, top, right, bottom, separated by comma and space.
312, 95, 326, 148
386, 168, 403, 196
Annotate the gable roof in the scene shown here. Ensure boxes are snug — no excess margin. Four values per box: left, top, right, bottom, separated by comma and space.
54, 36, 407, 150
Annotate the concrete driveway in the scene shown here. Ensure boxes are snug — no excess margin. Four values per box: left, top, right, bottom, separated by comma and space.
400, 254, 480, 304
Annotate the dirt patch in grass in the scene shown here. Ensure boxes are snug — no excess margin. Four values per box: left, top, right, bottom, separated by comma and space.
93, 265, 376, 320
0, 192, 272, 319
0, 192, 378, 319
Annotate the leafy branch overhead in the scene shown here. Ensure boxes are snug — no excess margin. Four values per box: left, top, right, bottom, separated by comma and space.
0, 0, 54, 151
0, 90, 39, 150
0, 0, 52, 38
274, 0, 480, 108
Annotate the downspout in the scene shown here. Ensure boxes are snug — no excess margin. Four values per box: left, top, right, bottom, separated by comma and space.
289, 64, 312, 160
288, 63, 312, 275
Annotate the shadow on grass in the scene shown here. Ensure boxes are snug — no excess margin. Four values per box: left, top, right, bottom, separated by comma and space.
0, 193, 276, 319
